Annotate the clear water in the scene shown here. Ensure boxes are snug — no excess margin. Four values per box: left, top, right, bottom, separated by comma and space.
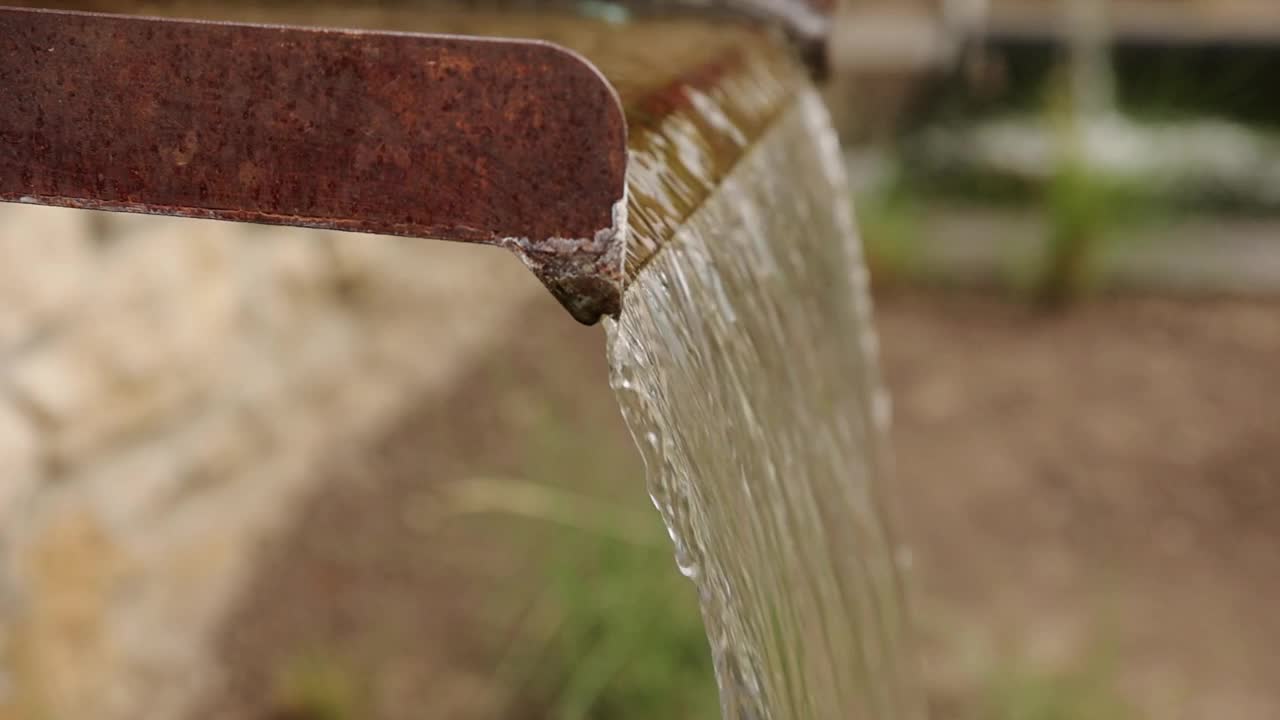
606, 89, 924, 720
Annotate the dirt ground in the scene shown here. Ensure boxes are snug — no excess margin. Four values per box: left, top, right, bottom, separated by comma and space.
880, 289, 1280, 720
199, 288, 1280, 720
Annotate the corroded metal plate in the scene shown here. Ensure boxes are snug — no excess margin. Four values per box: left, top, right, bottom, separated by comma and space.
0, 6, 627, 322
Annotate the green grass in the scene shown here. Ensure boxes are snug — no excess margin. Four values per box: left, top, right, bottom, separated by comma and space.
482, 408, 718, 720
1030, 68, 1112, 308
510, 529, 718, 720
271, 653, 367, 720
857, 173, 925, 282
982, 653, 1140, 720
1033, 159, 1123, 307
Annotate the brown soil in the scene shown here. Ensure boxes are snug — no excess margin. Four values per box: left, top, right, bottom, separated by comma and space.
880, 289, 1280, 720
200, 288, 1280, 720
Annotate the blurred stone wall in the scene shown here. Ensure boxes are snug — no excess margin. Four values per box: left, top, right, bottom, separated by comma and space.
0, 205, 542, 719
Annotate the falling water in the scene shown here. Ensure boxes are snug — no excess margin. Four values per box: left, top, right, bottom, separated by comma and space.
606, 58, 924, 720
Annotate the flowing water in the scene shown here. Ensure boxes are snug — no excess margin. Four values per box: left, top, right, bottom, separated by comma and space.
606, 83, 924, 719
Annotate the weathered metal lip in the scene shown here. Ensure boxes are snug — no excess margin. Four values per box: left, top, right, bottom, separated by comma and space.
0, 5, 628, 323
0, 4, 832, 325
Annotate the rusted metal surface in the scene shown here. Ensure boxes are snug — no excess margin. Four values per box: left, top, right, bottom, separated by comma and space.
0, 3, 833, 324
0, 6, 627, 323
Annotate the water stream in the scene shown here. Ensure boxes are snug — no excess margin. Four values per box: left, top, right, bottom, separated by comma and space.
607, 85, 924, 719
